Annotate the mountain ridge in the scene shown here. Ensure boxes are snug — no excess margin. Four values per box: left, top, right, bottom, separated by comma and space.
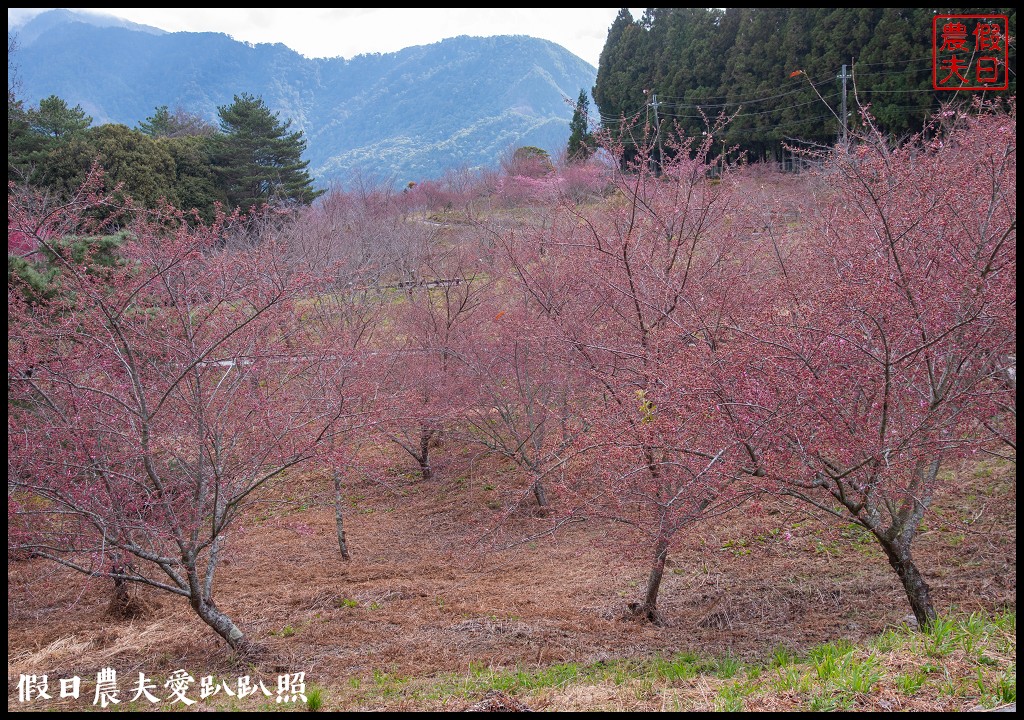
10, 10, 598, 188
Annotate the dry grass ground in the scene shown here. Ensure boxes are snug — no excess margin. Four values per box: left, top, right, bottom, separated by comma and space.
7, 447, 1016, 711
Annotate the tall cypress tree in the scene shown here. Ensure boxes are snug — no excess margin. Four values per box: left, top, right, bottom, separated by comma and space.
567, 89, 595, 162
213, 93, 323, 213
594, 9, 652, 165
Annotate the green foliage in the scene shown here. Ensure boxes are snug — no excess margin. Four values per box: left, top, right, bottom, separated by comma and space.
925, 616, 959, 657
332, 609, 1015, 709
25, 131, 99, 198
715, 681, 748, 711
773, 665, 813, 694
137, 105, 175, 137
993, 665, 1016, 704
138, 105, 217, 139
838, 654, 882, 694
30, 94, 92, 139
769, 645, 797, 669
513, 146, 550, 161
714, 655, 742, 680
9, 94, 92, 184
9, 233, 125, 305
895, 669, 928, 694
8, 95, 41, 182
88, 124, 180, 208
567, 89, 595, 162
212, 92, 324, 212
651, 652, 712, 680
161, 134, 222, 220
808, 641, 853, 682
7, 254, 59, 304
22, 123, 185, 211
507, 145, 554, 178
808, 691, 850, 711
11, 90, 318, 216
592, 8, 1018, 163
305, 685, 325, 711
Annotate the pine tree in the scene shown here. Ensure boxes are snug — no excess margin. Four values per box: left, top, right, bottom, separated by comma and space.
9, 95, 92, 185
29, 95, 92, 138
213, 93, 323, 212
139, 105, 216, 138
566, 89, 595, 162
138, 105, 174, 137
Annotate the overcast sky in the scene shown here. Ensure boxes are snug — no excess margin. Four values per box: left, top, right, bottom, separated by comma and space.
9, 8, 645, 68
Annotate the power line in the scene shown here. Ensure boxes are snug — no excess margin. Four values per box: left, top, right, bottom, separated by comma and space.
659, 93, 843, 119
597, 76, 1014, 126
606, 51, 1015, 120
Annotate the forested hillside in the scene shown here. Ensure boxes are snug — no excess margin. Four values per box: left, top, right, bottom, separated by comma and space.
594, 8, 1017, 162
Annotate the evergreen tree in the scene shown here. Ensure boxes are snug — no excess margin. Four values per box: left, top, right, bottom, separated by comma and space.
162, 134, 222, 221
212, 93, 323, 212
566, 89, 595, 162
139, 105, 217, 138
88, 124, 179, 208
8, 94, 37, 181
29, 95, 92, 139
9, 233, 125, 306
592, 8, 1017, 164
10, 94, 92, 185
25, 124, 180, 210
138, 105, 174, 137
594, 8, 651, 165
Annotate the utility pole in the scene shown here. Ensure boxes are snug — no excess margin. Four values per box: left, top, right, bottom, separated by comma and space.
837, 63, 852, 144
651, 92, 663, 175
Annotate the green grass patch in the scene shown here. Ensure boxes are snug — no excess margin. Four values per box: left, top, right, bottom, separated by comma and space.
715, 681, 750, 711
305, 685, 325, 711
328, 609, 1016, 711
894, 669, 929, 694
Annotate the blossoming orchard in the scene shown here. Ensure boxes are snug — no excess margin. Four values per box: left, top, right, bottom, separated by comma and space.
8, 100, 1015, 708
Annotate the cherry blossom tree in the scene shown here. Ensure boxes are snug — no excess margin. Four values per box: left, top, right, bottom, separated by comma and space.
8, 176, 342, 655
297, 268, 393, 561
457, 295, 577, 511
385, 245, 490, 481
740, 102, 1016, 629
504, 126, 763, 622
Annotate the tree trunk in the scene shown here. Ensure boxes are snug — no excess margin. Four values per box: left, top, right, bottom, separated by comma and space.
107, 561, 148, 619
186, 557, 256, 658
418, 426, 434, 481
880, 541, 937, 631
192, 594, 253, 656
532, 476, 549, 508
333, 469, 350, 560
636, 537, 669, 625
112, 572, 131, 608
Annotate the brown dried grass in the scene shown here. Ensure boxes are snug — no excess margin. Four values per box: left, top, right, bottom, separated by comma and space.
7, 449, 1016, 711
